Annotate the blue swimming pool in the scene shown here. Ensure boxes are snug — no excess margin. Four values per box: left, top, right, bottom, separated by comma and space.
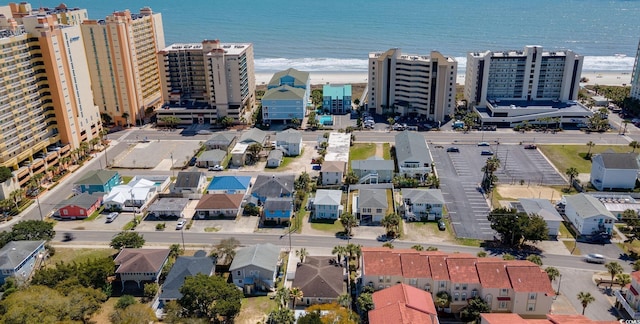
319, 115, 333, 125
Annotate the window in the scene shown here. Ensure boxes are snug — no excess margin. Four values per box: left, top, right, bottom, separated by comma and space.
499, 301, 508, 309
471, 289, 478, 297
440, 281, 445, 288
529, 293, 537, 300
424, 284, 431, 292
461, 292, 467, 300
454, 283, 460, 290
500, 288, 508, 296
454, 292, 459, 301
379, 276, 384, 283
237, 271, 241, 276
462, 284, 468, 290
410, 278, 417, 285
385, 276, 391, 283
527, 303, 535, 311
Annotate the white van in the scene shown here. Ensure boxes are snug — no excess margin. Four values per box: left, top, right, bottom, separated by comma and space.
106, 212, 119, 223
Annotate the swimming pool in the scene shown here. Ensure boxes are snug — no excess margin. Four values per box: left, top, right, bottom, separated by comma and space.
318, 115, 333, 125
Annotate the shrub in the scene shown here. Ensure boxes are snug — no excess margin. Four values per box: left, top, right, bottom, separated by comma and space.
115, 295, 137, 309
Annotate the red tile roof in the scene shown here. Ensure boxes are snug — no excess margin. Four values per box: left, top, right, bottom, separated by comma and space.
447, 258, 480, 283
476, 261, 511, 288
428, 255, 449, 280
506, 265, 555, 295
400, 254, 430, 278
546, 314, 619, 324
362, 250, 402, 276
480, 313, 533, 324
482, 313, 619, 324
369, 283, 437, 324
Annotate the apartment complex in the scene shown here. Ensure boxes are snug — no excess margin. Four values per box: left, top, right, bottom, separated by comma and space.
361, 248, 555, 317
322, 84, 352, 114
262, 68, 310, 124
82, 8, 165, 127
464, 46, 590, 127
631, 38, 640, 101
157, 40, 255, 125
368, 48, 457, 122
0, 3, 101, 185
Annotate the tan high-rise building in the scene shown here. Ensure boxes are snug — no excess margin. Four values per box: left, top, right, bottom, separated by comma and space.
157, 40, 255, 125
368, 48, 457, 123
0, 3, 101, 186
82, 8, 165, 127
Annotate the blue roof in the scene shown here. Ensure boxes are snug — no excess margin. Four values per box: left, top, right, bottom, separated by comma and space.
207, 176, 252, 191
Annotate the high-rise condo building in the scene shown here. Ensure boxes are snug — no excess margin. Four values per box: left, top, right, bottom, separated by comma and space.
157, 40, 255, 126
368, 48, 457, 123
81, 8, 165, 127
631, 39, 640, 101
0, 3, 101, 186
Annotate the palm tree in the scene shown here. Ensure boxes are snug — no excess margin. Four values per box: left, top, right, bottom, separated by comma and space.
337, 294, 351, 308
411, 244, 424, 251
339, 213, 357, 237
586, 141, 595, 159
381, 213, 401, 238
526, 254, 543, 266
90, 137, 100, 151
565, 167, 578, 189
274, 287, 290, 309
435, 291, 451, 310
617, 273, 632, 292
332, 245, 347, 264
481, 157, 501, 190
545, 266, 560, 282
290, 287, 303, 309
630, 141, 640, 153
605, 261, 624, 289
345, 243, 362, 269
576, 291, 595, 315
9, 189, 24, 209
295, 248, 309, 263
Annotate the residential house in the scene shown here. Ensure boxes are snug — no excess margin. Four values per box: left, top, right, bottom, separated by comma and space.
368, 283, 439, 324
262, 68, 310, 124
352, 158, 394, 184
147, 197, 190, 219
74, 170, 120, 194
130, 175, 171, 193
207, 176, 252, 195
172, 172, 207, 195
230, 142, 250, 166
590, 152, 640, 191
114, 248, 171, 291
204, 133, 237, 152
360, 247, 556, 317
195, 194, 244, 219
0, 240, 46, 284
320, 161, 346, 186
564, 193, 616, 236
394, 131, 433, 180
263, 197, 294, 225
252, 174, 295, 203
196, 150, 227, 168
266, 150, 284, 168
293, 256, 345, 306
103, 178, 157, 212
313, 189, 343, 220
401, 189, 445, 221
239, 128, 267, 145
512, 198, 563, 237
159, 250, 216, 305
275, 129, 302, 156
481, 313, 619, 324
354, 189, 389, 223
615, 271, 640, 320
229, 243, 281, 293
322, 84, 352, 114
55, 193, 103, 219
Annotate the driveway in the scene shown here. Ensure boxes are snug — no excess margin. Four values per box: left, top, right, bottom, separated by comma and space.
556, 267, 620, 321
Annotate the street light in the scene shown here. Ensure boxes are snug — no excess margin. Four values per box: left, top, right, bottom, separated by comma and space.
180, 227, 185, 250
170, 153, 175, 178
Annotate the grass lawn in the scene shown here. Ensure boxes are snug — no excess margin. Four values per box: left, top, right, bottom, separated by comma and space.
538, 144, 631, 173
89, 297, 119, 324
404, 221, 452, 241
121, 176, 133, 184
563, 240, 581, 255
455, 237, 483, 247
236, 296, 277, 324
558, 222, 577, 239
48, 248, 116, 267
310, 220, 344, 233
291, 193, 308, 233
383, 143, 391, 160
349, 143, 376, 169
83, 206, 105, 222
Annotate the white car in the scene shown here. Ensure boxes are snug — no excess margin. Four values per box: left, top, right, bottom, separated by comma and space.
584, 253, 606, 264
209, 165, 224, 171
176, 219, 187, 230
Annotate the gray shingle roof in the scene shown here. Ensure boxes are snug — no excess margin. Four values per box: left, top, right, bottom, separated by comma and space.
267, 149, 284, 161
56, 192, 103, 209
148, 198, 191, 213
75, 170, 118, 185
239, 128, 267, 144
197, 150, 226, 162
517, 198, 563, 221
264, 197, 293, 211
314, 190, 342, 206
229, 243, 280, 272
206, 133, 236, 146
565, 194, 616, 219
292, 256, 344, 299
321, 161, 346, 173
401, 189, 444, 204
595, 152, 640, 170
0, 241, 45, 270
394, 131, 431, 164
275, 129, 302, 143
262, 85, 306, 101
114, 249, 171, 274
359, 189, 388, 209
352, 159, 395, 171
175, 172, 204, 189
159, 252, 216, 300
253, 174, 295, 198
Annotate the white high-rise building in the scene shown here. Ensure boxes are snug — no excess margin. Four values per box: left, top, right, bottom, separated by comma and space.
631, 39, 640, 101
368, 48, 457, 122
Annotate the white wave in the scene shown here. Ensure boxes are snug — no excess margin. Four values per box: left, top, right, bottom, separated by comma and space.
255, 55, 636, 73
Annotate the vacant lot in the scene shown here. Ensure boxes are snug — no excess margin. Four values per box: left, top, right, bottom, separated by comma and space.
539, 144, 631, 173
48, 247, 116, 267
495, 184, 563, 203
236, 296, 277, 324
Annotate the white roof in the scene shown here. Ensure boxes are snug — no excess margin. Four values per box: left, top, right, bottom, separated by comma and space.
314, 190, 342, 206
103, 181, 156, 204
231, 142, 249, 154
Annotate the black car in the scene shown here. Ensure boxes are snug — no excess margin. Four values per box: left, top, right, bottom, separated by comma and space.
446, 147, 460, 153
524, 144, 537, 149
438, 220, 446, 231
63, 233, 74, 242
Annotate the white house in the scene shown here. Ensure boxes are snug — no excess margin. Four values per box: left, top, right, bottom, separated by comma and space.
590, 152, 640, 191
266, 150, 284, 168
229, 243, 281, 293
103, 178, 158, 212
320, 161, 346, 186
354, 189, 388, 224
615, 271, 640, 319
400, 189, 445, 221
564, 193, 616, 236
351, 158, 394, 184
512, 198, 563, 237
394, 131, 432, 180
275, 129, 302, 156
313, 189, 343, 220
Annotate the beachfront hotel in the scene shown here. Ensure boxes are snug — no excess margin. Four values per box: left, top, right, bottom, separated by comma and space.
157, 40, 256, 125
367, 48, 457, 123
81, 8, 165, 127
464, 45, 592, 128
261, 68, 310, 124
0, 3, 101, 185
631, 38, 640, 101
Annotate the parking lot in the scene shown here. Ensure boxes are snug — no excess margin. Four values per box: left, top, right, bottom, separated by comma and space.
493, 146, 566, 186
111, 140, 202, 169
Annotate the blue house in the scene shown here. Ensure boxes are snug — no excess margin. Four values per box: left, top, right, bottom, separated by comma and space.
74, 170, 120, 194
322, 84, 352, 114
251, 174, 295, 203
262, 68, 310, 124
207, 176, 252, 195
0, 240, 46, 284
263, 197, 294, 225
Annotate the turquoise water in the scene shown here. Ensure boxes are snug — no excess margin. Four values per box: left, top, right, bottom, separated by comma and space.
46, 1, 640, 72
319, 115, 333, 125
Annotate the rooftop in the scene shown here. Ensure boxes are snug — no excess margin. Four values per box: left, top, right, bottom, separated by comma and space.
229, 243, 280, 272
0, 240, 45, 270
161, 42, 251, 56
565, 194, 616, 220
292, 256, 344, 299
207, 176, 252, 191
196, 194, 244, 210
114, 249, 170, 274
486, 99, 591, 113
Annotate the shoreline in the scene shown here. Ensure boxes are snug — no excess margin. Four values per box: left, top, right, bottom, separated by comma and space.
256, 71, 633, 87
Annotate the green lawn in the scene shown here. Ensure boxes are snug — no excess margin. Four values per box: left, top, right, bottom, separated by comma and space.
310, 220, 344, 233
291, 193, 308, 233
275, 148, 305, 171
47, 248, 116, 267
349, 143, 377, 169
558, 222, 577, 239
121, 176, 133, 184
236, 296, 277, 324
538, 144, 632, 173
383, 143, 391, 160
83, 206, 105, 222
563, 240, 581, 255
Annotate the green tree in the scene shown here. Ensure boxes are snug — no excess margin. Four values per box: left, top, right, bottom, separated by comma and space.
159, 116, 181, 128
565, 167, 578, 188
381, 213, 402, 239
169, 243, 184, 259
110, 231, 145, 249
487, 208, 548, 247
121, 112, 130, 127
144, 282, 159, 300
605, 261, 623, 289
296, 248, 309, 264
337, 293, 352, 308
382, 242, 394, 249
344, 171, 359, 185
246, 143, 263, 164
290, 287, 303, 309
460, 296, 490, 323
339, 213, 357, 237
267, 307, 295, 324
545, 266, 560, 282
526, 254, 543, 266
215, 237, 240, 265
332, 245, 348, 264
435, 291, 451, 309
577, 291, 595, 315
634, 260, 640, 271
110, 303, 157, 324
356, 292, 374, 316
218, 116, 234, 128
411, 244, 424, 251
101, 112, 113, 125
0, 166, 13, 183
66, 286, 108, 323
481, 156, 500, 191
477, 251, 487, 258
630, 141, 640, 153
162, 300, 183, 324
274, 286, 291, 309
116, 295, 137, 309
297, 310, 322, 324
10, 220, 55, 241
586, 141, 595, 159
502, 253, 516, 260
179, 274, 243, 320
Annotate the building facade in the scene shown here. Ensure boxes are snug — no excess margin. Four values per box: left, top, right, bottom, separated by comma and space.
368, 48, 457, 122
322, 84, 352, 114
157, 40, 255, 124
262, 68, 310, 124
632, 38, 640, 101
81, 8, 165, 127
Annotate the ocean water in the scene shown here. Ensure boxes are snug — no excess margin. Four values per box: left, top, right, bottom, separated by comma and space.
44, 0, 640, 72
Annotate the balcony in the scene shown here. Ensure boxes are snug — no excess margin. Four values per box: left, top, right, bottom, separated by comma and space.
615, 289, 640, 319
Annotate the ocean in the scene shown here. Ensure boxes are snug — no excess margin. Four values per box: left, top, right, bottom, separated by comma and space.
42, 0, 640, 73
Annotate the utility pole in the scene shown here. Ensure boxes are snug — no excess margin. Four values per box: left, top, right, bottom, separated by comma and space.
36, 195, 43, 221
181, 227, 185, 250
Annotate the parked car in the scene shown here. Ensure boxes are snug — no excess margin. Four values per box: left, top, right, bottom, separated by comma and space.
446, 147, 460, 153
208, 165, 224, 171
438, 220, 446, 231
524, 144, 537, 149
584, 253, 606, 264
477, 142, 490, 146
481, 150, 494, 156
106, 212, 119, 223
311, 164, 321, 170
188, 157, 197, 166
176, 219, 187, 230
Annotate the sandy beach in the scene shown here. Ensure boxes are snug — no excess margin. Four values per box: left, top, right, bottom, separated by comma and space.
257, 70, 633, 87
